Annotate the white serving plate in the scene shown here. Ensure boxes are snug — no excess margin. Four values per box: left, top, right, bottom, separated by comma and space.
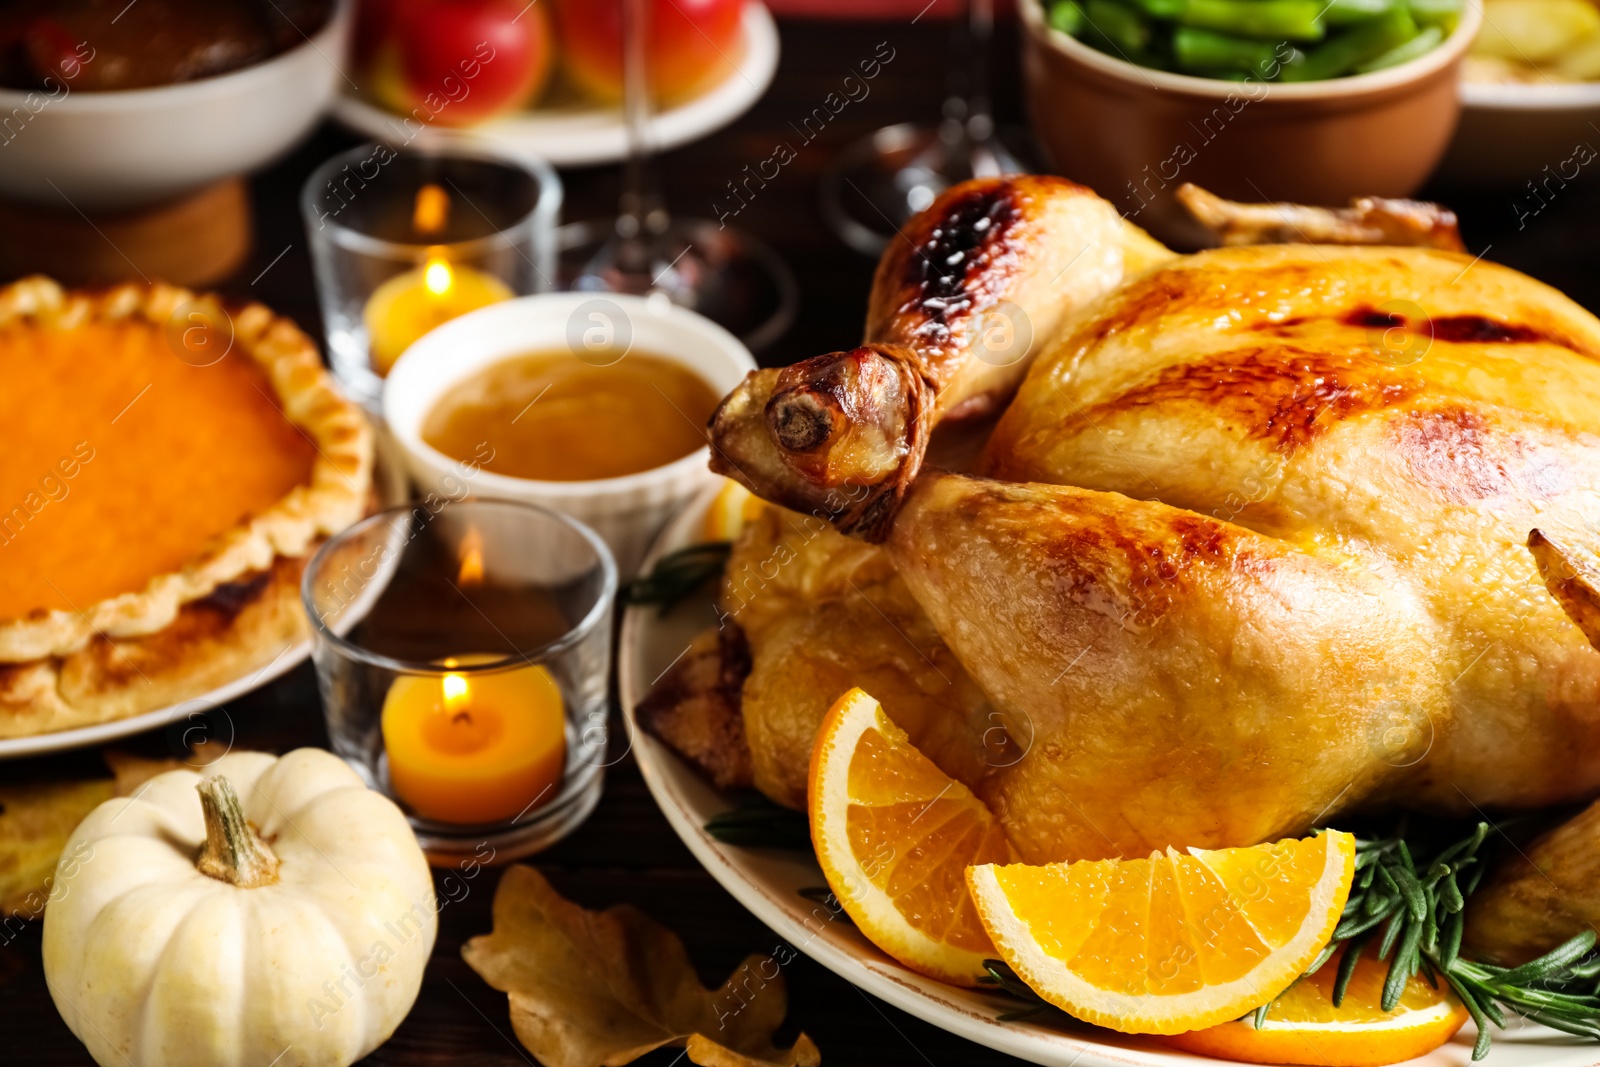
331, 2, 779, 167
619, 483, 1600, 1067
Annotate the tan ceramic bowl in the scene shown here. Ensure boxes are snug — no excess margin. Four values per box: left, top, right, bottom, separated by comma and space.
1019, 0, 1483, 245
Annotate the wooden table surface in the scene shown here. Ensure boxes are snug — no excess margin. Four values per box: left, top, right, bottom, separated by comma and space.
7, 11, 1600, 1066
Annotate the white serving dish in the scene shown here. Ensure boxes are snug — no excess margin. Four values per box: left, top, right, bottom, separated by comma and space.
0, 1, 351, 210
618, 484, 1600, 1067
1442, 81, 1600, 186
332, 2, 778, 168
383, 292, 757, 577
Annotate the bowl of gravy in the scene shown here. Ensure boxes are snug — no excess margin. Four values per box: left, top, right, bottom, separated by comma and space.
383, 292, 757, 575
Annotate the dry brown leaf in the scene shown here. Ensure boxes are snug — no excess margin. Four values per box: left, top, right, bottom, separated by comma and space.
104, 738, 231, 796
463, 866, 820, 1067
1, 743, 238, 919
0, 779, 115, 918
102, 751, 185, 796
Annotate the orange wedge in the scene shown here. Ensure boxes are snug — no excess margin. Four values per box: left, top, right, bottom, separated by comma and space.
967, 831, 1356, 1034
808, 687, 1017, 985
1163, 946, 1469, 1066
701, 478, 765, 542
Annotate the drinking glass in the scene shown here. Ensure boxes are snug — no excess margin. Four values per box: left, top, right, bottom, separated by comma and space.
821, 0, 1026, 255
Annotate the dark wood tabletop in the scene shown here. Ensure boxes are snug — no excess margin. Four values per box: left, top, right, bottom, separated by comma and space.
6, 10, 1600, 1066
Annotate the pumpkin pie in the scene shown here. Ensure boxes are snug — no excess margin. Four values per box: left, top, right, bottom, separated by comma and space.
0, 276, 372, 738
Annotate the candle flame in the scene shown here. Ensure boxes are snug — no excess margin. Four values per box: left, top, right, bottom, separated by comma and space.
413, 183, 450, 235
424, 257, 454, 296
457, 528, 485, 585
441, 671, 470, 716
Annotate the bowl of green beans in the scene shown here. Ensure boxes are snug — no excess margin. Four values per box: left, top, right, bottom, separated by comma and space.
1045, 0, 1465, 80
1019, 0, 1481, 242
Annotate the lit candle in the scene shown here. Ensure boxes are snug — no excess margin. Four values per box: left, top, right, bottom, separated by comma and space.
362, 183, 513, 376
381, 654, 567, 825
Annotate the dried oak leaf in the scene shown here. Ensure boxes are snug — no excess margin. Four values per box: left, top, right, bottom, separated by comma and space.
1, 742, 240, 918
0, 779, 114, 918
463, 866, 820, 1067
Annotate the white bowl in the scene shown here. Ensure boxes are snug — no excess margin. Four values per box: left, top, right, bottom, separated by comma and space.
383, 292, 757, 577
1442, 80, 1600, 186
0, 2, 351, 210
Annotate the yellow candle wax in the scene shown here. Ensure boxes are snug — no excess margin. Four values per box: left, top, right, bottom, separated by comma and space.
381, 654, 566, 825
364, 256, 512, 376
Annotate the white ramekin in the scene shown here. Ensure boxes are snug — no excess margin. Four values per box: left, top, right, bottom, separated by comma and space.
383, 292, 756, 576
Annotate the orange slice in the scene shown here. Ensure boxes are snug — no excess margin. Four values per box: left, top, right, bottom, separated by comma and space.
1163, 946, 1469, 1066
808, 687, 1017, 985
701, 478, 765, 542
967, 831, 1356, 1034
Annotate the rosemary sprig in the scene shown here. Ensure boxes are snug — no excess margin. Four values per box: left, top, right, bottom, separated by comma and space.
981, 960, 1071, 1023
624, 541, 731, 615
1280, 821, 1600, 1060
703, 795, 811, 850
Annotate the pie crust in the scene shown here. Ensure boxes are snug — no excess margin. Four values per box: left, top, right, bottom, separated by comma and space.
0, 276, 373, 737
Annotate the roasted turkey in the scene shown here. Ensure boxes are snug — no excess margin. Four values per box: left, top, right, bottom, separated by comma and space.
639, 175, 1600, 961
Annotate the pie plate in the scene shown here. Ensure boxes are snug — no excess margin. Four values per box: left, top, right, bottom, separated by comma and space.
619, 483, 1600, 1067
0, 429, 411, 761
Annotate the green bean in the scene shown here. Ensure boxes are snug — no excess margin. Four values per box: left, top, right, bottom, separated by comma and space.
1048, 0, 1087, 34
1356, 24, 1443, 71
1281, 7, 1417, 80
1133, 0, 1188, 17
1173, 26, 1283, 72
1321, 0, 1396, 26
1407, 0, 1463, 28
1178, 0, 1325, 41
1083, 0, 1154, 54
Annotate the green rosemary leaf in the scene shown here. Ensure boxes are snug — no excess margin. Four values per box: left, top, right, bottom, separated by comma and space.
625, 541, 732, 614
1333, 907, 1389, 941
1305, 941, 1339, 976
983, 959, 1068, 1020
1440, 871, 1464, 914
1383, 914, 1426, 1011
1251, 1002, 1269, 1029
1463, 854, 1490, 895
1442, 967, 1494, 1062
1377, 910, 1404, 961
1497, 931, 1598, 985
1392, 860, 1427, 923
1332, 933, 1366, 1007
1439, 909, 1464, 971
704, 795, 811, 850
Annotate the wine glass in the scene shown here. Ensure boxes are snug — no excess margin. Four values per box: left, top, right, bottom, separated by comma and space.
564, 0, 798, 352
821, 0, 1026, 255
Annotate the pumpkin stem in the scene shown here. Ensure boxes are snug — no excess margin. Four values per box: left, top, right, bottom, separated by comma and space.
195, 775, 280, 888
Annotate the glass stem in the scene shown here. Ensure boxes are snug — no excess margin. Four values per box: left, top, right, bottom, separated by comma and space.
617, 0, 663, 275
965, 0, 996, 143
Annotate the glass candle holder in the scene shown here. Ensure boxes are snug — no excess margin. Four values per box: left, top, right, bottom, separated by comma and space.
301, 137, 562, 411
302, 500, 615, 864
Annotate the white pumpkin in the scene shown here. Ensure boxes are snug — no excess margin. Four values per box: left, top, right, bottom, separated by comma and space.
43, 748, 437, 1067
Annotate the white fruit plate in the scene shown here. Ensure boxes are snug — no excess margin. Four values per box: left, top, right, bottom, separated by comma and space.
332, 2, 779, 167
618, 483, 1598, 1067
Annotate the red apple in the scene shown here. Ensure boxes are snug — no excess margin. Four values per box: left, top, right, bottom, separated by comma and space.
555, 0, 744, 104
363, 0, 554, 126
